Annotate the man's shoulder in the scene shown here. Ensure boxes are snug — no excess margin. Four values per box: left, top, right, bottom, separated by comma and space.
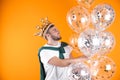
38, 43, 59, 53
61, 41, 68, 47
38, 41, 69, 52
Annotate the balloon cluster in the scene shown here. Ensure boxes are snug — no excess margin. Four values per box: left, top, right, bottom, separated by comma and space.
66, 0, 116, 80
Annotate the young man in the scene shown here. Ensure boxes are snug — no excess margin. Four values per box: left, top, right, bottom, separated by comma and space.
35, 18, 85, 80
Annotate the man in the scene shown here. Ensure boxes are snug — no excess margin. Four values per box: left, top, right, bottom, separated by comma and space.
35, 18, 85, 80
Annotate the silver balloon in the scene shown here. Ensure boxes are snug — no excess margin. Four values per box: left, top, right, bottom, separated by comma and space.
99, 31, 115, 54
91, 3, 115, 31
78, 29, 102, 57
67, 63, 91, 80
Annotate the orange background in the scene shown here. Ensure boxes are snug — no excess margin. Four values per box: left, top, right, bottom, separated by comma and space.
0, 0, 120, 80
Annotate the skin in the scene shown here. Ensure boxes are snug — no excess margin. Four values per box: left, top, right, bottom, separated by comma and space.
44, 26, 87, 67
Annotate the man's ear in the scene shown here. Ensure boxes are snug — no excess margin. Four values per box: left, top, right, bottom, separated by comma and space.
45, 33, 49, 37
45, 33, 50, 39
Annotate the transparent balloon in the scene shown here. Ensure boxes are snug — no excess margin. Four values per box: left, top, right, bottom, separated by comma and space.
67, 6, 90, 33
67, 62, 91, 80
90, 56, 116, 80
70, 33, 79, 48
76, 0, 94, 8
98, 31, 115, 55
78, 29, 102, 57
91, 3, 115, 31
69, 33, 81, 53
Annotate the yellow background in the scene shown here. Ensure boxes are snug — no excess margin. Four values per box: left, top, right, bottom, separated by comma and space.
0, 0, 120, 80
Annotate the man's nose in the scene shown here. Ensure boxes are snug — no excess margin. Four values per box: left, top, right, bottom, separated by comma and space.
57, 31, 60, 34
56, 29, 59, 33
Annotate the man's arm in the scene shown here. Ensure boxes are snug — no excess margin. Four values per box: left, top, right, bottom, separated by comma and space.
48, 56, 83, 67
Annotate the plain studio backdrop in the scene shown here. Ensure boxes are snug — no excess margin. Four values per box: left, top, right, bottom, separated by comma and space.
0, 0, 120, 80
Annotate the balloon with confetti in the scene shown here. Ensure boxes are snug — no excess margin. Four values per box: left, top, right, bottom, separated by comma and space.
76, 0, 94, 8
67, 6, 90, 33
78, 29, 102, 57
67, 62, 91, 80
98, 31, 115, 55
90, 56, 116, 80
91, 3, 115, 31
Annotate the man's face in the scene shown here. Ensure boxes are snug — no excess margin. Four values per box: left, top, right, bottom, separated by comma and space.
48, 26, 61, 41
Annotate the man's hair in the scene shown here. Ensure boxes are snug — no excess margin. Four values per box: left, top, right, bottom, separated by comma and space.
44, 24, 54, 40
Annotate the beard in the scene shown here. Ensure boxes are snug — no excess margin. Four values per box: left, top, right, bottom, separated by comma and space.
51, 34, 62, 41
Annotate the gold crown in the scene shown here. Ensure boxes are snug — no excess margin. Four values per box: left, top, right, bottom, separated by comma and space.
34, 17, 53, 38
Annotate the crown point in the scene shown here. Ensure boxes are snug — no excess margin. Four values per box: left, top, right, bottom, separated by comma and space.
35, 17, 52, 37
36, 25, 41, 30
40, 18, 44, 23
45, 17, 48, 21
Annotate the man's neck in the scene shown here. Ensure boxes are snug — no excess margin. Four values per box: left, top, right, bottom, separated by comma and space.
47, 40, 59, 46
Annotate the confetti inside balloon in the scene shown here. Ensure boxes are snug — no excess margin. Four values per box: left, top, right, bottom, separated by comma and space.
78, 29, 102, 57
99, 31, 115, 55
90, 56, 116, 80
67, 62, 91, 80
91, 3, 115, 31
67, 6, 90, 33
